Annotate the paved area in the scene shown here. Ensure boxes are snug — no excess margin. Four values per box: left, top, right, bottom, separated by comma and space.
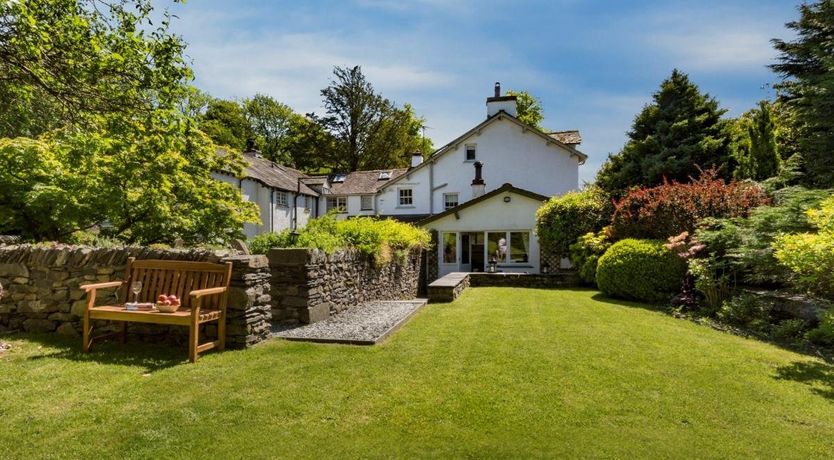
272, 299, 428, 345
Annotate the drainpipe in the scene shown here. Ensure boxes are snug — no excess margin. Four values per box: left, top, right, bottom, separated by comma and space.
269, 189, 274, 232
428, 160, 434, 215
294, 178, 301, 231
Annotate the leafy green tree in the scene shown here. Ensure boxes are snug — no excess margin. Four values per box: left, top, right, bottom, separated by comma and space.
314, 65, 429, 171
0, 120, 259, 244
771, 0, 834, 188
596, 70, 732, 197
507, 90, 544, 130
243, 94, 303, 165
732, 101, 780, 181
199, 99, 253, 151
0, 0, 191, 137
0, 0, 259, 243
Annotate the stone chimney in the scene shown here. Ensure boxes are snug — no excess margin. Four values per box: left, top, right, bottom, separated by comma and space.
411, 152, 423, 168
486, 82, 518, 118
471, 161, 485, 198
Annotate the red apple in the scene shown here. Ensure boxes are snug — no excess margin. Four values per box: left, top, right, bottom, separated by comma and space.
162, 299, 172, 306
158, 294, 167, 302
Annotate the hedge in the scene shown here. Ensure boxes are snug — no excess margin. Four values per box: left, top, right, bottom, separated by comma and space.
596, 239, 687, 303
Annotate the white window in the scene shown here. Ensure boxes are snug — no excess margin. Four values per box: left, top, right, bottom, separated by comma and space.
332, 174, 346, 183
304, 196, 313, 213
465, 144, 477, 161
487, 231, 531, 264
361, 195, 373, 211
442, 232, 457, 264
378, 171, 391, 180
398, 188, 413, 206
443, 193, 459, 210
275, 191, 288, 208
326, 196, 347, 213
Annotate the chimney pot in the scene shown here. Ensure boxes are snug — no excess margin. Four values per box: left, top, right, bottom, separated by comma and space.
494, 82, 500, 98
471, 161, 485, 198
410, 152, 423, 168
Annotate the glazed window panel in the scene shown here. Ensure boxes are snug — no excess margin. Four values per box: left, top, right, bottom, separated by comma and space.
442, 232, 457, 264
275, 191, 289, 208
360, 195, 373, 211
487, 232, 508, 263
326, 196, 347, 213
444, 193, 459, 210
399, 188, 413, 206
510, 232, 530, 263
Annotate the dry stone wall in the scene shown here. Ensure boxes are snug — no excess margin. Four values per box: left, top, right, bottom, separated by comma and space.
269, 248, 423, 323
0, 245, 271, 347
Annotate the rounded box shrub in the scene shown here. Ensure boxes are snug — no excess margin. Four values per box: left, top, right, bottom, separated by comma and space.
596, 239, 687, 303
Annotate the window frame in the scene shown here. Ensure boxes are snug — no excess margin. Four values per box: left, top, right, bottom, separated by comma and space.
486, 231, 532, 266
275, 190, 289, 208
441, 232, 458, 265
398, 188, 413, 207
360, 194, 374, 211
443, 192, 459, 210
326, 196, 347, 213
465, 144, 477, 161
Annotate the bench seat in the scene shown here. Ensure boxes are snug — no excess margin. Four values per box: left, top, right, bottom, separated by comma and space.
80, 257, 233, 363
90, 306, 222, 325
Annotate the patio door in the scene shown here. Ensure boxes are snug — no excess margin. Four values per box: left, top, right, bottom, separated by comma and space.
460, 233, 471, 272
439, 232, 459, 277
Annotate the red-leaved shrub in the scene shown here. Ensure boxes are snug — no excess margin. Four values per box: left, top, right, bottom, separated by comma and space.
609, 169, 770, 240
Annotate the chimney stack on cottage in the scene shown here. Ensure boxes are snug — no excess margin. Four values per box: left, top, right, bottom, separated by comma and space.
411, 152, 423, 168
486, 81, 518, 118
471, 161, 485, 198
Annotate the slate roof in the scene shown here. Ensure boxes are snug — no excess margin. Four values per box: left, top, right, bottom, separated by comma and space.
323, 169, 408, 195
548, 130, 582, 145
239, 151, 319, 196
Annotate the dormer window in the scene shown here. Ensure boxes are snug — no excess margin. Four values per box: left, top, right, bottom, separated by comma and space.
332, 174, 346, 183
378, 171, 391, 180
465, 144, 477, 161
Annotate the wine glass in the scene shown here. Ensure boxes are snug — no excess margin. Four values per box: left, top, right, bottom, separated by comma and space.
131, 281, 142, 305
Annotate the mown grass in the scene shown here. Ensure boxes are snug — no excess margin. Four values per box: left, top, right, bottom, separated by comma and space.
2, 287, 834, 458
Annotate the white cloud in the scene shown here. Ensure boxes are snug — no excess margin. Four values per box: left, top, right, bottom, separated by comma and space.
638, 7, 780, 73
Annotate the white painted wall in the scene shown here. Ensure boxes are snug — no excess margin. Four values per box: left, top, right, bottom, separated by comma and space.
212, 172, 316, 239
421, 190, 544, 277
319, 194, 376, 220
376, 116, 580, 217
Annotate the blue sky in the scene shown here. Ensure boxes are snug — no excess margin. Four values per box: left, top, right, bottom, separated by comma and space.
166, 0, 800, 183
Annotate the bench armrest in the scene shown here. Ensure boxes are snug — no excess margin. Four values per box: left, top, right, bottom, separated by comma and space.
189, 286, 227, 299
80, 281, 124, 292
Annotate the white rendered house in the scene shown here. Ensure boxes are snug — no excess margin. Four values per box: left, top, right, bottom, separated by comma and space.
215, 83, 586, 278
212, 150, 321, 240
376, 83, 587, 277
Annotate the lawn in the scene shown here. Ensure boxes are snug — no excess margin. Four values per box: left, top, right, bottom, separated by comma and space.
2, 287, 834, 458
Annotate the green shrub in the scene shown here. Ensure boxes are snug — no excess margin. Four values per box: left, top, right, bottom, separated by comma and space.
248, 214, 430, 264
535, 187, 611, 258
695, 186, 831, 287
807, 311, 834, 345
596, 239, 687, 303
568, 229, 611, 285
717, 293, 771, 328
249, 231, 294, 255
772, 319, 807, 342
773, 196, 834, 299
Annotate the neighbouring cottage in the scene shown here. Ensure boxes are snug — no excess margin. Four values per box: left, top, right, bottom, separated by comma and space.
212, 145, 322, 240
216, 82, 587, 280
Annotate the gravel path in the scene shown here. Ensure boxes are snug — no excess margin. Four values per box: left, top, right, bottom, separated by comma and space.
273, 300, 428, 344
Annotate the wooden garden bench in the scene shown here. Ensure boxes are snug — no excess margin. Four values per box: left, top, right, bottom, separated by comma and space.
80, 258, 233, 363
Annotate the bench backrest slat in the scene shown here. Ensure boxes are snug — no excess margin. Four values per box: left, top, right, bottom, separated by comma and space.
123, 258, 233, 309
